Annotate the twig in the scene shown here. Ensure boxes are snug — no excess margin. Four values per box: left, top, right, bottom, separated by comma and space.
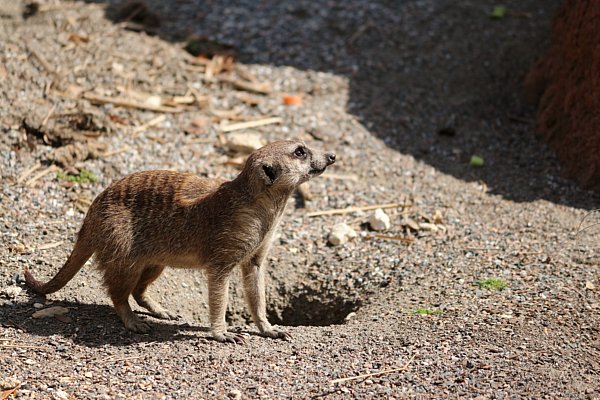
187, 85, 209, 107
0, 344, 52, 350
364, 234, 414, 243
321, 173, 359, 181
41, 104, 57, 127
221, 117, 282, 132
1, 387, 19, 400
575, 209, 600, 236
26, 165, 58, 187
132, 114, 166, 135
307, 203, 409, 218
146, 135, 166, 145
17, 163, 42, 184
219, 76, 272, 94
27, 43, 57, 75
99, 355, 144, 364
330, 355, 416, 384
102, 146, 131, 158
187, 138, 215, 144
36, 241, 64, 251
82, 92, 183, 113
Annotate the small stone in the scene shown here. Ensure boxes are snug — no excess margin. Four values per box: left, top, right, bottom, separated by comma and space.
53, 389, 69, 400
229, 389, 242, 400
328, 223, 357, 246
33, 302, 44, 309
84, 372, 93, 378
1, 285, 22, 299
32, 306, 69, 319
226, 132, 265, 154
12, 243, 26, 254
0, 377, 21, 390
144, 95, 162, 108
367, 208, 391, 231
585, 281, 596, 290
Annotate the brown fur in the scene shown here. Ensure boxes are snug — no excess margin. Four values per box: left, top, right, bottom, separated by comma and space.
24, 140, 336, 343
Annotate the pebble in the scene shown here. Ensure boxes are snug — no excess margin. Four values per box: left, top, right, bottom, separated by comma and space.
226, 132, 265, 154
0, 377, 21, 390
368, 208, 391, 231
52, 389, 70, 400
328, 223, 357, 246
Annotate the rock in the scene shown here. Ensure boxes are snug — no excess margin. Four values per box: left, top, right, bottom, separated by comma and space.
1, 285, 22, 299
368, 208, 391, 231
328, 223, 357, 246
585, 281, 596, 290
144, 95, 162, 108
12, 243, 26, 254
53, 389, 69, 400
33, 302, 44, 309
32, 306, 69, 319
228, 389, 242, 400
225, 132, 265, 154
0, 377, 20, 390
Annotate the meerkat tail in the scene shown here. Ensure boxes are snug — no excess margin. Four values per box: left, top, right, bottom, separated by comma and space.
24, 229, 95, 295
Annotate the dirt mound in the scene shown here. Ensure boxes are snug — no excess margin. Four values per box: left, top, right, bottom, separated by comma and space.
526, 0, 600, 190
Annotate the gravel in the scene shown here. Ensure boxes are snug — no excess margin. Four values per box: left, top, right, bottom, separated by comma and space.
1, 0, 599, 398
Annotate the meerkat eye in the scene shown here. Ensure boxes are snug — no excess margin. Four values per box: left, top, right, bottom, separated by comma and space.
294, 146, 307, 159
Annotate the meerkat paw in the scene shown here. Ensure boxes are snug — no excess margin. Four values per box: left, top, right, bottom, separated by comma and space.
149, 309, 180, 321
212, 332, 247, 344
124, 317, 152, 334
261, 328, 292, 341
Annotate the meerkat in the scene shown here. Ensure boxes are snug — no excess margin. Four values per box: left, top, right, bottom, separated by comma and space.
24, 140, 336, 343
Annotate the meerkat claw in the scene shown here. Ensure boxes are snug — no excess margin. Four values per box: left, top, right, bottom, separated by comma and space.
263, 329, 292, 341
213, 332, 247, 344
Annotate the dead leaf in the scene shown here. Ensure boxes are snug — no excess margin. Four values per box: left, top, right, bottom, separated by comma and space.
32, 306, 69, 319
433, 210, 444, 224
50, 141, 107, 168
68, 32, 89, 44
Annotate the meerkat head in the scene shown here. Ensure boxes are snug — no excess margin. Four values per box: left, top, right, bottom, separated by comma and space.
242, 140, 336, 191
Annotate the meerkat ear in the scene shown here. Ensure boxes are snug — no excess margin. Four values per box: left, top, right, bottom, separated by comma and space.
261, 164, 280, 185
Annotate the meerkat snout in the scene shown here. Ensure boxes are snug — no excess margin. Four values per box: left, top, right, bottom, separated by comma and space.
25, 140, 336, 344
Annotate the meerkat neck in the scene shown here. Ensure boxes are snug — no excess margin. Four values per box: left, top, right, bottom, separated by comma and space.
229, 170, 293, 216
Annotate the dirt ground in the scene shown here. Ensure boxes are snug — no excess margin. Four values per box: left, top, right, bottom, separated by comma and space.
1, 0, 599, 398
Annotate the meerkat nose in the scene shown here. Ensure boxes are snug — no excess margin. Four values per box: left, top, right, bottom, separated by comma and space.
326, 153, 336, 165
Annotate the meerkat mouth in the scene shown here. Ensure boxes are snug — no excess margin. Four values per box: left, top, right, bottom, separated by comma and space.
309, 167, 326, 176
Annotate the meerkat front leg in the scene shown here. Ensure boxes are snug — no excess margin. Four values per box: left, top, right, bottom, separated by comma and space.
241, 254, 291, 341
207, 271, 246, 344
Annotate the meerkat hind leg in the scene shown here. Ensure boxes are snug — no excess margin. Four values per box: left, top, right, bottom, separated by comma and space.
104, 264, 152, 333
132, 265, 179, 320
